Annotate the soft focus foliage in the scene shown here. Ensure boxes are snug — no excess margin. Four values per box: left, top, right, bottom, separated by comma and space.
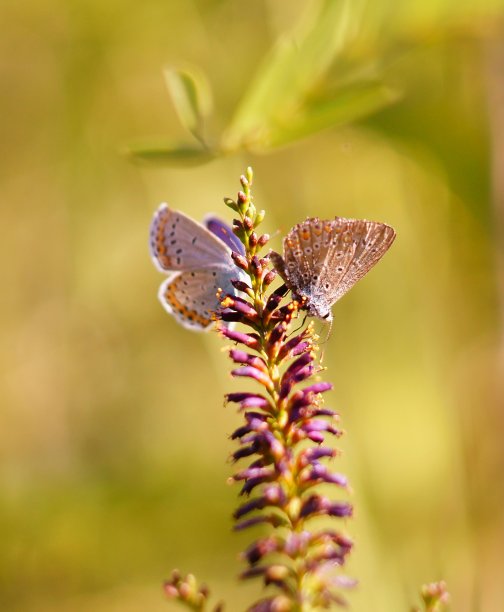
1, 0, 503, 611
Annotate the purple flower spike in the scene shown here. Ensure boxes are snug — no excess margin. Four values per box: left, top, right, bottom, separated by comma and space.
215, 170, 353, 609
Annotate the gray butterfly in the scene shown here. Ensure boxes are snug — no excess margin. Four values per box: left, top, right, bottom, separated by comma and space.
149, 204, 246, 331
271, 216, 396, 322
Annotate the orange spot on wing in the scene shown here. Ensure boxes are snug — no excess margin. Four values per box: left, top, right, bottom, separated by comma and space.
164, 284, 212, 327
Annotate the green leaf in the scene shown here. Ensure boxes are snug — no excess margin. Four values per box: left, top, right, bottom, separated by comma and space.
262, 82, 401, 150
223, 0, 354, 150
163, 66, 213, 142
126, 143, 216, 166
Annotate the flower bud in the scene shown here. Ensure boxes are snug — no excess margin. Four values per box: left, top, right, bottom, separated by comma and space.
263, 269, 277, 286
231, 251, 249, 271
223, 197, 238, 211
255, 209, 266, 225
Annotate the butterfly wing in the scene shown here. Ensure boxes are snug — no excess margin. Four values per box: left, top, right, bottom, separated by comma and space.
280, 217, 340, 297
204, 215, 246, 255
158, 266, 236, 331
150, 204, 232, 272
315, 217, 396, 306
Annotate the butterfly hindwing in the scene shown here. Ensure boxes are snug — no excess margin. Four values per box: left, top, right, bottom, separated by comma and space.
158, 266, 236, 331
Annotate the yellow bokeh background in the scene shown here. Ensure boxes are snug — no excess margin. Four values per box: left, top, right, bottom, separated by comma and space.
1, 1, 503, 610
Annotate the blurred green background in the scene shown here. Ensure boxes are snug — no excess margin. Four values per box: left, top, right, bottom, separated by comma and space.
1, 0, 504, 610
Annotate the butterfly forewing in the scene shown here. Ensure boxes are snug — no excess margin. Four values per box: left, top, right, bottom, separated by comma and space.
282, 218, 338, 296
321, 219, 395, 305
150, 204, 231, 272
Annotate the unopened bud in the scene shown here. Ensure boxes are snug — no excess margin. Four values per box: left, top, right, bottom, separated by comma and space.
258, 233, 269, 246
250, 255, 263, 276
178, 582, 191, 599
249, 232, 258, 247
255, 209, 265, 225
223, 197, 238, 211
231, 252, 249, 271
263, 269, 277, 285
163, 584, 178, 598
232, 279, 253, 295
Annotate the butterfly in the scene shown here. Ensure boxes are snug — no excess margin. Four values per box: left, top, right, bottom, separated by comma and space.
270, 216, 396, 322
149, 203, 245, 331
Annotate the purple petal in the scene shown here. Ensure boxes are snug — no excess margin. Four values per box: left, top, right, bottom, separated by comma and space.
240, 397, 272, 409
298, 447, 336, 466
227, 392, 266, 404
306, 431, 324, 443
222, 296, 258, 318
302, 382, 333, 394
229, 349, 268, 373
234, 513, 286, 531
243, 536, 278, 564
233, 444, 259, 461
301, 420, 342, 435
220, 327, 260, 349
232, 367, 273, 389
307, 464, 348, 487
326, 501, 353, 518
234, 466, 275, 481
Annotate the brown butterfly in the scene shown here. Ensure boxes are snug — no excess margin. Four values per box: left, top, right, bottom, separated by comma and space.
270, 216, 396, 322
